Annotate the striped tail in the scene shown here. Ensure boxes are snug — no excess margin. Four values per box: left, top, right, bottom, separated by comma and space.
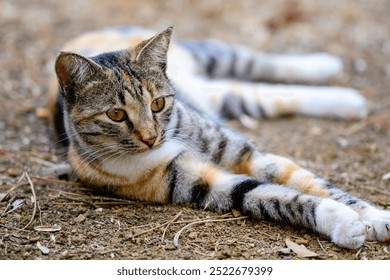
179, 39, 343, 83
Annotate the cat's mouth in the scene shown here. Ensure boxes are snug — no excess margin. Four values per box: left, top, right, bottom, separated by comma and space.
141, 139, 163, 151
119, 135, 164, 153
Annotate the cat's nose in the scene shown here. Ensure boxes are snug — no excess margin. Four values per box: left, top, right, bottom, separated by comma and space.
141, 135, 157, 148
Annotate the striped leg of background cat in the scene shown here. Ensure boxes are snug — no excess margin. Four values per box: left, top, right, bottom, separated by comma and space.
193, 79, 367, 120
179, 39, 343, 83
166, 152, 367, 249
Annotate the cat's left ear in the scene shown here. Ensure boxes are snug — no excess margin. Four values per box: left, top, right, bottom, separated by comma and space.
133, 26, 173, 72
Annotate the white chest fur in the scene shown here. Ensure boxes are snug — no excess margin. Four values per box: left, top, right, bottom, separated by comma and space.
101, 140, 186, 180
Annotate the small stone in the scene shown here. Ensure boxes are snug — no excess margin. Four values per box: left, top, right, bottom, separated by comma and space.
164, 244, 176, 251
28, 236, 40, 242
382, 172, 390, 181
295, 238, 309, 245
278, 248, 291, 255
115, 209, 124, 217
60, 250, 69, 257
36, 241, 50, 255
188, 232, 198, 239
74, 214, 86, 223
7, 168, 20, 177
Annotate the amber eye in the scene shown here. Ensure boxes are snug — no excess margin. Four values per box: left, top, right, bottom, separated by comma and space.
106, 109, 127, 122
151, 97, 165, 113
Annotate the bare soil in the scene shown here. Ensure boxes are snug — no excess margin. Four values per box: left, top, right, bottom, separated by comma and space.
0, 0, 389, 260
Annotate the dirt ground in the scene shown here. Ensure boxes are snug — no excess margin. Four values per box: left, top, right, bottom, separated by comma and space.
0, 0, 389, 260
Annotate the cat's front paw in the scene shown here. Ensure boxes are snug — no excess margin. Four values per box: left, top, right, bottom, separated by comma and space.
331, 220, 366, 249
316, 199, 366, 249
362, 208, 390, 242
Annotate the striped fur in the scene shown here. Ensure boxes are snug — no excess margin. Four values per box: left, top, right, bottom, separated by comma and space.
49, 26, 389, 249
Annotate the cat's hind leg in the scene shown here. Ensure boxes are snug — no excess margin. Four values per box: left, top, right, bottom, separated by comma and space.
179, 39, 343, 83
193, 79, 367, 120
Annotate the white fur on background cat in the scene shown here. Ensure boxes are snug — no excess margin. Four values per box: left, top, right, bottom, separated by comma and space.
263, 53, 343, 83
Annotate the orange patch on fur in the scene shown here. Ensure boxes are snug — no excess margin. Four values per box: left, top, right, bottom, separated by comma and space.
181, 153, 221, 187
275, 162, 300, 185
198, 163, 220, 186
231, 157, 253, 176
306, 185, 329, 197
298, 176, 329, 197
284, 171, 330, 197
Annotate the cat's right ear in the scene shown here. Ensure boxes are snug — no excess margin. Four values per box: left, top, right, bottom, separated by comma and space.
55, 52, 102, 97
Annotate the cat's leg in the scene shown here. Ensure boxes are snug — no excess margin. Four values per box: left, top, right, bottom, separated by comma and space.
165, 151, 366, 249
225, 148, 390, 243
183, 78, 366, 120
178, 39, 343, 83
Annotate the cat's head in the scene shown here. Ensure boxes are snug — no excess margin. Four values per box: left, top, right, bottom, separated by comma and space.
55, 27, 175, 156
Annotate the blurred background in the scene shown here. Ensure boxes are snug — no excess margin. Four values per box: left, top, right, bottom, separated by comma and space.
0, 0, 389, 259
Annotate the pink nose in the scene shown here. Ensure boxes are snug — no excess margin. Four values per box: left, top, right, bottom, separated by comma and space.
141, 135, 157, 148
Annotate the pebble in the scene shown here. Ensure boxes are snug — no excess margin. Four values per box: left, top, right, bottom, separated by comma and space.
382, 172, 390, 181
188, 232, 198, 239
295, 238, 309, 245
7, 167, 21, 177
74, 214, 86, 223
278, 248, 292, 255
164, 244, 176, 251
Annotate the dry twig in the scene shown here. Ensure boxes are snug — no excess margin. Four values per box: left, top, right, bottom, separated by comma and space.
161, 211, 182, 243
0, 172, 27, 202
357, 185, 390, 196
316, 238, 327, 254
21, 171, 38, 230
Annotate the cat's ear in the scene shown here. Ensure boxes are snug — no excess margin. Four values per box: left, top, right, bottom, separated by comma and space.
133, 26, 173, 71
55, 52, 102, 95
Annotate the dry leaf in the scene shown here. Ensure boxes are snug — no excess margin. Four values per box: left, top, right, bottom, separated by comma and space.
34, 225, 62, 232
36, 241, 50, 255
285, 238, 318, 258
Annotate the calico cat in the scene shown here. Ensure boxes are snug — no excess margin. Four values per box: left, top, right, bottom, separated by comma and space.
48, 26, 389, 249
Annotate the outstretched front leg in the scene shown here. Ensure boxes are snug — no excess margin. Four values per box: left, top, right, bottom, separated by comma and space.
225, 148, 390, 243
151, 151, 368, 249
